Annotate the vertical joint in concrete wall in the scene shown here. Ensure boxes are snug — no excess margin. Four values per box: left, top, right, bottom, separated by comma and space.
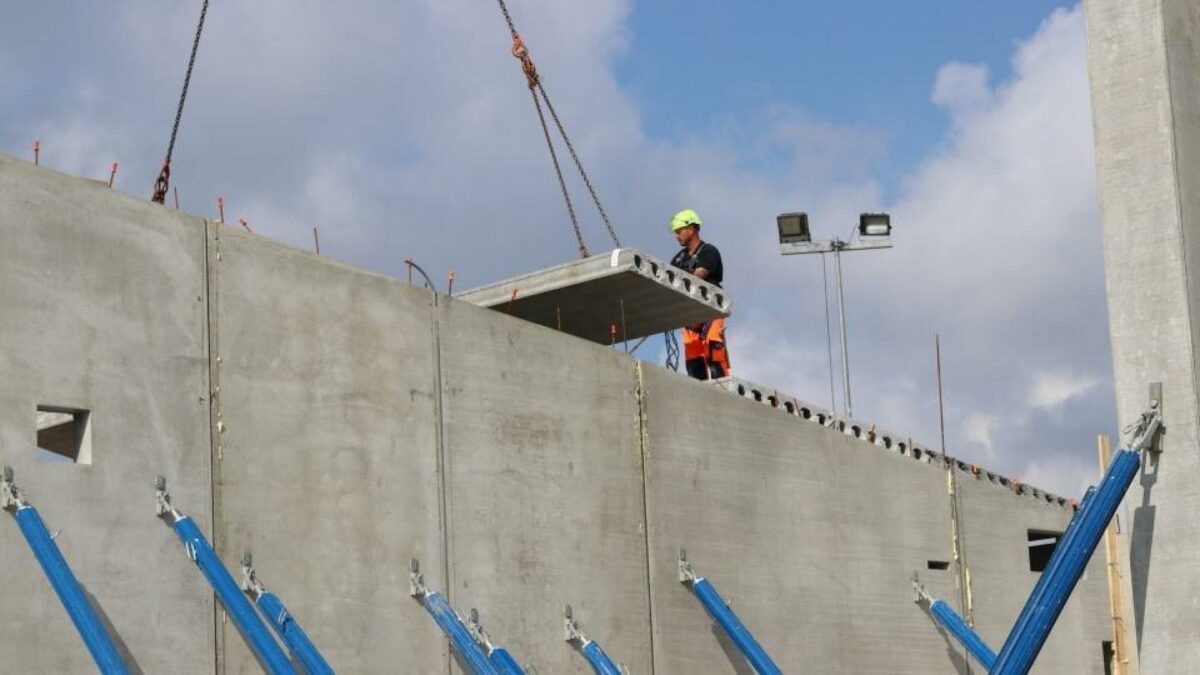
429, 284, 454, 675
203, 219, 226, 673
946, 463, 975, 626
634, 362, 657, 674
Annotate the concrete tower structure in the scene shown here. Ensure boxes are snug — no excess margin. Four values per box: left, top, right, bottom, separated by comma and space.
1085, 0, 1200, 670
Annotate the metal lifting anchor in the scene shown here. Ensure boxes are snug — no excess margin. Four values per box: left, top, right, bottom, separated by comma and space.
564, 604, 624, 675
240, 552, 334, 675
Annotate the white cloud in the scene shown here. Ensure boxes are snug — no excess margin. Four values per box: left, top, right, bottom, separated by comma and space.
963, 413, 1001, 461
932, 62, 992, 112
1030, 371, 1102, 410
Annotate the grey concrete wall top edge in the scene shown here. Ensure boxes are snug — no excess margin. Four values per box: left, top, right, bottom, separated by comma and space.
1, 153, 443, 302
213, 223, 442, 295
704, 371, 1077, 510
457, 246, 731, 313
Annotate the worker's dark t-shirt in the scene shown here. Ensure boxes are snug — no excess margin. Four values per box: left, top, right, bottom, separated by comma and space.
671, 241, 723, 287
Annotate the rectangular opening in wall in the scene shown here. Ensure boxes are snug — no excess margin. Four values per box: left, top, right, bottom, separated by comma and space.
927, 560, 950, 571
37, 406, 92, 465
1102, 640, 1115, 675
1027, 529, 1062, 572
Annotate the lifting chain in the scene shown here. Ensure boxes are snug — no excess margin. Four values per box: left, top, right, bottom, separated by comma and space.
495, 0, 621, 257
152, 0, 209, 204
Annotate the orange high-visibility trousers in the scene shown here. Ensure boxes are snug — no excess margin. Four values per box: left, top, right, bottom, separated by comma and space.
682, 318, 729, 380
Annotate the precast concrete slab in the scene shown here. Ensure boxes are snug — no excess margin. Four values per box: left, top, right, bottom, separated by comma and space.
638, 364, 967, 674
457, 248, 730, 345
0, 155, 215, 673
436, 296, 653, 674
711, 376, 836, 422
208, 227, 448, 674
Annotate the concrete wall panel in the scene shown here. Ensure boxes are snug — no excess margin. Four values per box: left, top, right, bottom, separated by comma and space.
640, 365, 966, 674
0, 156, 214, 673
210, 228, 446, 673
437, 300, 653, 673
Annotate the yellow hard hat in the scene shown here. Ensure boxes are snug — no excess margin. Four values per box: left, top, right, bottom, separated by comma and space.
670, 208, 702, 232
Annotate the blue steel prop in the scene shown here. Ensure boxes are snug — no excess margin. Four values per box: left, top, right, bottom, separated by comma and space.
912, 576, 996, 669
990, 448, 1142, 674
2, 467, 129, 674
911, 488, 1101, 669
241, 553, 335, 675
409, 559, 501, 675
466, 607, 527, 675
678, 550, 782, 675
155, 477, 295, 675
991, 485, 1096, 669
564, 605, 623, 675
912, 407, 1160, 674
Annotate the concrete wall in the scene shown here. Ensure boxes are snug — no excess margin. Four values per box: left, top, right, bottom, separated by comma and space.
437, 299, 654, 673
0, 154, 1112, 673
209, 227, 448, 673
1085, 0, 1200, 670
0, 155, 214, 673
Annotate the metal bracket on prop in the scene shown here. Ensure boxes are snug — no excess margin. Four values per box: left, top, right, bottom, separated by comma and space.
911, 572, 933, 605
678, 548, 697, 585
467, 608, 495, 650
240, 551, 265, 599
1125, 383, 1164, 454
154, 475, 179, 519
1, 465, 24, 511
409, 558, 427, 599
564, 604, 584, 643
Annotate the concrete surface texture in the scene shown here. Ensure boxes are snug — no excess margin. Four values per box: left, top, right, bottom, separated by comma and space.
1085, 0, 1200, 671
457, 248, 729, 345
1, 153, 1110, 673
0, 154, 215, 673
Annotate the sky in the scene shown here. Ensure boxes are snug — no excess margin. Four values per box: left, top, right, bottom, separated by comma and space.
1, 2, 1114, 496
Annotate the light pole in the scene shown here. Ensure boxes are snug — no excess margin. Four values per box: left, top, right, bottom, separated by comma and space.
777, 212, 893, 418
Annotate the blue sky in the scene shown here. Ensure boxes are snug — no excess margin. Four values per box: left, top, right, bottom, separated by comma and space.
0, 2, 1111, 496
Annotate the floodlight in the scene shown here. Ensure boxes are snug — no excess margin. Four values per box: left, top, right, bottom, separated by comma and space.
777, 212, 811, 244
858, 213, 891, 237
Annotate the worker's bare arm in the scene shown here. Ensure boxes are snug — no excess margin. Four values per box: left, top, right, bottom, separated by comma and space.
693, 267, 711, 280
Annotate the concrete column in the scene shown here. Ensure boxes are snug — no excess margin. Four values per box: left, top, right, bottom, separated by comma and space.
1084, 0, 1200, 670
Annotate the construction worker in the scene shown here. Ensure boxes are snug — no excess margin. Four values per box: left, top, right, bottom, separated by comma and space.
669, 209, 730, 380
